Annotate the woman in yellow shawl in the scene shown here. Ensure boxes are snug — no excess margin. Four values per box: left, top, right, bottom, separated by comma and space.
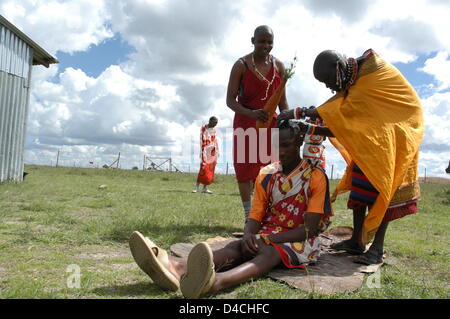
279, 49, 424, 265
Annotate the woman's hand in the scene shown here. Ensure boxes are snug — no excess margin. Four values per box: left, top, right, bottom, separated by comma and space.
277, 109, 295, 121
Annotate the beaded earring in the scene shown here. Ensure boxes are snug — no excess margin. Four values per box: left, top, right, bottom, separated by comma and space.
336, 62, 344, 91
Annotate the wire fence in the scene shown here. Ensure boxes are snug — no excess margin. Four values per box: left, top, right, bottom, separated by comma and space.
37, 150, 448, 182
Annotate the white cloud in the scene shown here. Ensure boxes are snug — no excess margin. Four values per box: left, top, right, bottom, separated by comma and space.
420, 92, 450, 153
1, 0, 113, 54
27, 65, 184, 151
1, 0, 449, 176
420, 52, 450, 92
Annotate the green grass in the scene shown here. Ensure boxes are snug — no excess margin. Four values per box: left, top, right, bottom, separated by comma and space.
0, 165, 448, 299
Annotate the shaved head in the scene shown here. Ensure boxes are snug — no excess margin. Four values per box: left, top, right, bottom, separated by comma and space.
251, 25, 274, 59
313, 50, 347, 92
208, 116, 218, 127
254, 25, 273, 37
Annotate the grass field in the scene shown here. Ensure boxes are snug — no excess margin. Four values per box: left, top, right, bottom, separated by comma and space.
0, 165, 449, 299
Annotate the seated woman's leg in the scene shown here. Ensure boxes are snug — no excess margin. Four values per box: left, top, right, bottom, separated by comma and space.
209, 243, 282, 294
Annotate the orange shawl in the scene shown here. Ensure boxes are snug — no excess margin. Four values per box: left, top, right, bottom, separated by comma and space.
317, 50, 424, 244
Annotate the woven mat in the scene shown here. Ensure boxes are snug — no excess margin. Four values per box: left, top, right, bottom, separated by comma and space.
170, 226, 383, 294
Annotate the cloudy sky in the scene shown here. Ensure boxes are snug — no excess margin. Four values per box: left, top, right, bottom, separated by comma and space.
1, 0, 449, 178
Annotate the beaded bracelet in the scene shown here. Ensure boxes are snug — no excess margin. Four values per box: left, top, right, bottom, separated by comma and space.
301, 107, 307, 118
295, 107, 308, 120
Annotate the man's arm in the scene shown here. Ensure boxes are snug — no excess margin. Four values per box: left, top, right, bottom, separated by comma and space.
226, 60, 269, 122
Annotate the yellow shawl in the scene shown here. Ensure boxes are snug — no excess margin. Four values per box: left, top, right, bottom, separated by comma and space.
317, 50, 424, 244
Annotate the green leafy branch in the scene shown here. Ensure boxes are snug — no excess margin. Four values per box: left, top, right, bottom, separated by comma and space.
284, 55, 297, 80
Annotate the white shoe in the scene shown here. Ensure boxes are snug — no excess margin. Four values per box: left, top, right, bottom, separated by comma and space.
192, 189, 198, 193
128, 231, 179, 291
202, 189, 213, 194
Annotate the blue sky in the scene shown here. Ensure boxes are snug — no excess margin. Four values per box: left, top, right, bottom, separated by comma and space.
1, 0, 449, 178
55, 34, 135, 78
395, 56, 435, 86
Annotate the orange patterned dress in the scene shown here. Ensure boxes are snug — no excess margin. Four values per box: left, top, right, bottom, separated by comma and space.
249, 160, 333, 268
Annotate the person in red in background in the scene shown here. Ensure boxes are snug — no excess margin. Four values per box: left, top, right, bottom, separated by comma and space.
193, 116, 219, 194
226, 25, 289, 220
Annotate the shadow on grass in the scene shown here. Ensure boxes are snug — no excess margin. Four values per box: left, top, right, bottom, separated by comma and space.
104, 223, 242, 245
91, 282, 180, 298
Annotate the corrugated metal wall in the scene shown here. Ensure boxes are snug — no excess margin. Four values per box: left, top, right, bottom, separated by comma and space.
0, 23, 33, 182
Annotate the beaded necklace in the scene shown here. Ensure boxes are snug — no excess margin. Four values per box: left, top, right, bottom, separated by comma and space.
336, 57, 358, 92
343, 57, 358, 91
251, 54, 276, 100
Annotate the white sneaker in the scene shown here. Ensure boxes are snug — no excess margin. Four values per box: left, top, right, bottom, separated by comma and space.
202, 189, 213, 194
192, 189, 198, 193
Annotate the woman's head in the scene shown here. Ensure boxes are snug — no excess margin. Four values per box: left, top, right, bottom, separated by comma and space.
313, 50, 348, 92
251, 25, 274, 58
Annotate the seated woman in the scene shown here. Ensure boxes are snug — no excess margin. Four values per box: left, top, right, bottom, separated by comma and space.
129, 120, 334, 298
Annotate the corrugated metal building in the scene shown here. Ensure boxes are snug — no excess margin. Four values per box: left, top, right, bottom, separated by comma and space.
0, 15, 58, 182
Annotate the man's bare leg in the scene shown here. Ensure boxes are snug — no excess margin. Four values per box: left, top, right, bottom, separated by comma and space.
238, 181, 253, 219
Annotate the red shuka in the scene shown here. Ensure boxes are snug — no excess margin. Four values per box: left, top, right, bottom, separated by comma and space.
197, 125, 218, 185
233, 57, 282, 183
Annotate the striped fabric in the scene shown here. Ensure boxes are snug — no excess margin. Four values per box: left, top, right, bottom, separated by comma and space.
348, 162, 418, 223
349, 163, 379, 205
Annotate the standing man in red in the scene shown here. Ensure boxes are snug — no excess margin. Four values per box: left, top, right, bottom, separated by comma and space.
193, 116, 219, 194
226, 25, 289, 220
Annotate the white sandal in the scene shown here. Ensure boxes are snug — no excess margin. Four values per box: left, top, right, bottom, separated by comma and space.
180, 242, 215, 299
129, 231, 179, 291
